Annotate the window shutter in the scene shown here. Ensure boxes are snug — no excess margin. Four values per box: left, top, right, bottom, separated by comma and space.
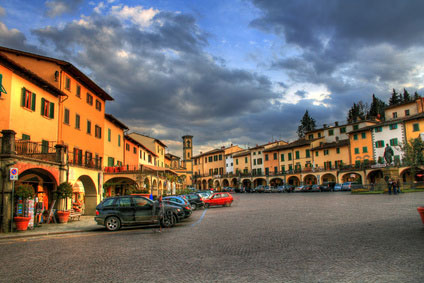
31, 93, 36, 111
41, 98, 45, 115
21, 88, 26, 107
49, 102, 54, 118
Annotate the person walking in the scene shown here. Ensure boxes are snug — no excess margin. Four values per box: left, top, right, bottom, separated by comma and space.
392, 180, 398, 195
396, 179, 401, 194
154, 194, 164, 233
387, 178, 393, 195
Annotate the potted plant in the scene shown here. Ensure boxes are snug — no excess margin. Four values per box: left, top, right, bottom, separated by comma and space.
55, 182, 73, 223
14, 183, 35, 231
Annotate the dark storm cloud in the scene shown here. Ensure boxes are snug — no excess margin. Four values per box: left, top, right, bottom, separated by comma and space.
45, 0, 83, 18
31, 10, 288, 148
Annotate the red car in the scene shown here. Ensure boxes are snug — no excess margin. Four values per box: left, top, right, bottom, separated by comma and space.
204, 192, 233, 208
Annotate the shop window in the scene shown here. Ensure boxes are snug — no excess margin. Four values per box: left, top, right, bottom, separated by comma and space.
41, 98, 54, 119
21, 88, 36, 111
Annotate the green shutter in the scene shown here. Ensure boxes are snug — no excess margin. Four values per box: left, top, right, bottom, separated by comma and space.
31, 93, 36, 111
41, 98, 45, 115
49, 102, 54, 118
21, 88, 26, 107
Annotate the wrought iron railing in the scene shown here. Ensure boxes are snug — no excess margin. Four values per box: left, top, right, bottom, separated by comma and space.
15, 140, 56, 162
68, 152, 102, 170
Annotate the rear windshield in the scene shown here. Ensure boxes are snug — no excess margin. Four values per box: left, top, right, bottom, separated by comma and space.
102, 198, 115, 207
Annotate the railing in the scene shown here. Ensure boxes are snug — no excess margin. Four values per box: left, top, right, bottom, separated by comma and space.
359, 182, 424, 191
15, 140, 56, 162
68, 152, 102, 170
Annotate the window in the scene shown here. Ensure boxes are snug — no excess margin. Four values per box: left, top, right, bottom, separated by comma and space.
363, 146, 368, 153
108, 129, 111, 142
95, 99, 102, 111
95, 125, 102, 138
257, 168, 261, 175
22, 134, 30, 140
295, 151, 300, 159
219, 154, 222, 161
413, 123, 420, 132
318, 132, 322, 138
75, 114, 80, 129
273, 153, 277, 160
258, 151, 261, 154
281, 165, 285, 173
41, 98, 54, 118
361, 132, 366, 139
390, 138, 398, 146
265, 154, 269, 161
353, 125, 359, 130
214, 155, 217, 162
118, 135, 121, 147
315, 151, 319, 157
308, 134, 314, 139
288, 164, 293, 171
354, 148, 359, 154
245, 157, 248, 163
65, 77, 71, 90
107, 157, 115, 167
253, 152, 256, 155
86, 120, 91, 134
209, 156, 213, 162
389, 124, 397, 130
393, 112, 397, 118
118, 197, 132, 208
306, 150, 310, 158
86, 93, 93, 105
281, 154, 285, 161
353, 134, 358, 140
126, 144, 130, 151
328, 129, 334, 136
76, 85, 81, 98
258, 158, 263, 165
148, 155, 152, 163
288, 153, 292, 160
324, 149, 329, 155
253, 159, 257, 165
21, 88, 36, 111
336, 147, 340, 154
236, 159, 238, 165
133, 147, 136, 154
265, 168, 269, 175
64, 108, 70, 124
340, 127, 346, 134
405, 109, 410, 116
375, 127, 383, 133
375, 140, 384, 148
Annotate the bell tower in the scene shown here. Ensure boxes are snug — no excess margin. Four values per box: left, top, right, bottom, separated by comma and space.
182, 135, 193, 173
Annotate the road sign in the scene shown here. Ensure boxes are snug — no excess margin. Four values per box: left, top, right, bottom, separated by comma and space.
10, 167, 18, 181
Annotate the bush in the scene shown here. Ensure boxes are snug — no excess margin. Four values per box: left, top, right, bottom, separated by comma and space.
55, 182, 73, 200
15, 183, 35, 200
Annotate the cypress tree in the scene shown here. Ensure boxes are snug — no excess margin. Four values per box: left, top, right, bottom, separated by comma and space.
297, 110, 316, 138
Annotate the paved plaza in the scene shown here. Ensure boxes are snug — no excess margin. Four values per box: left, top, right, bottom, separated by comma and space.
1, 192, 423, 282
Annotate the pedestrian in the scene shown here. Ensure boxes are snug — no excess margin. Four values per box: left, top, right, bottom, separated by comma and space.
396, 179, 401, 194
387, 178, 393, 195
392, 180, 398, 195
154, 194, 164, 233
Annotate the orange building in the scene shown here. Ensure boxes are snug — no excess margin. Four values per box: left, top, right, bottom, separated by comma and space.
263, 148, 280, 175
311, 139, 351, 169
104, 114, 128, 167
233, 150, 251, 174
348, 127, 374, 165
124, 135, 141, 168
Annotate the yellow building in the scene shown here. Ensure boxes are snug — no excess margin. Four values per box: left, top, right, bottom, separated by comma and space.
348, 127, 374, 165
276, 139, 313, 173
128, 132, 167, 168
311, 139, 350, 169
233, 150, 251, 174
104, 114, 128, 167
403, 113, 424, 142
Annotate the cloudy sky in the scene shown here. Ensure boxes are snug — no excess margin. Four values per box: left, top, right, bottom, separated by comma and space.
1, 0, 424, 157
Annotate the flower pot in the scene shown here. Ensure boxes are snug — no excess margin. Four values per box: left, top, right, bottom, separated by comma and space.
57, 210, 70, 223
14, 216, 31, 231
417, 207, 424, 224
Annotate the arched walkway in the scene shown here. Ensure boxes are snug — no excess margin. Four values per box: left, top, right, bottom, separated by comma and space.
340, 173, 363, 184
287, 176, 300, 186
18, 168, 58, 213
202, 180, 207, 190
76, 175, 98, 215
222, 179, 230, 187
214, 180, 220, 189
242, 179, 252, 189
231, 178, 238, 187
367, 169, 384, 184
321, 173, 336, 183
270, 178, 283, 186
253, 178, 266, 187
207, 179, 213, 188
303, 174, 317, 185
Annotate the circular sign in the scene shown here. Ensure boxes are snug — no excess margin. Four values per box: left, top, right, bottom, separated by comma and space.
11, 169, 17, 175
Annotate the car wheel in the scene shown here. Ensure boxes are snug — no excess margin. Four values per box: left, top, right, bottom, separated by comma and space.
160, 211, 176, 228
205, 203, 209, 208
191, 203, 197, 210
105, 216, 121, 231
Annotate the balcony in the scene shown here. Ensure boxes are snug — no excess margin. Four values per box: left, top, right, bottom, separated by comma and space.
68, 152, 102, 170
15, 140, 57, 162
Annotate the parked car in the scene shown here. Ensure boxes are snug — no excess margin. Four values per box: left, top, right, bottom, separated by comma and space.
204, 192, 233, 208
342, 182, 362, 191
271, 186, 283, 193
284, 185, 295, 193
197, 190, 213, 200
183, 193, 205, 210
321, 182, 336, 191
163, 199, 192, 218
333, 183, 343, 191
294, 186, 304, 192
255, 185, 265, 193
264, 186, 272, 193
95, 195, 183, 231
309, 184, 321, 192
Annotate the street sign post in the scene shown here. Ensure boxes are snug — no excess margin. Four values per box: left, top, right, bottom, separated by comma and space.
9, 168, 18, 232
10, 167, 18, 180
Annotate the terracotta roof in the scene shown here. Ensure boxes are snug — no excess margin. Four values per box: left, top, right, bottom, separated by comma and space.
0, 53, 66, 98
0, 45, 113, 101
105, 113, 129, 130
263, 139, 311, 152
311, 139, 349, 151
232, 150, 251, 157
384, 99, 417, 110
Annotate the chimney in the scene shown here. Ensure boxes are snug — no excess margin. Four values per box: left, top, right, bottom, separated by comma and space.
335, 121, 339, 126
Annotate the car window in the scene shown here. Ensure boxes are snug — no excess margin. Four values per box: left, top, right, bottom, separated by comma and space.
133, 197, 150, 207
117, 197, 132, 207
213, 194, 221, 199
102, 198, 115, 207
222, 193, 229, 197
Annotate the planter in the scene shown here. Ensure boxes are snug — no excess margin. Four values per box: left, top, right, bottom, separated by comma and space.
57, 210, 71, 223
418, 207, 424, 224
14, 216, 31, 231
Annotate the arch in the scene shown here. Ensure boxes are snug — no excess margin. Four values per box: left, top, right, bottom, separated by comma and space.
241, 179, 252, 189
303, 174, 317, 185
400, 167, 424, 183
231, 178, 238, 187
144, 178, 150, 190
207, 179, 213, 188
214, 180, 220, 189
340, 172, 363, 184
367, 169, 384, 184
253, 178, 266, 187
202, 180, 207, 190
152, 179, 158, 194
222, 179, 230, 187
321, 173, 336, 183
18, 168, 58, 213
270, 178, 283, 186
76, 175, 98, 215
287, 176, 300, 186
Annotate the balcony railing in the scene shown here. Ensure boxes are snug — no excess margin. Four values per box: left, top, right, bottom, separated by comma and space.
68, 152, 102, 170
15, 140, 56, 162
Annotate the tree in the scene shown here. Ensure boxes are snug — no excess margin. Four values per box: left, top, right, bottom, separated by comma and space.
414, 91, 421, 100
347, 101, 368, 123
368, 94, 386, 120
389, 88, 401, 105
401, 138, 424, 183
297, 110, 316, 138
402, 88, 411, 102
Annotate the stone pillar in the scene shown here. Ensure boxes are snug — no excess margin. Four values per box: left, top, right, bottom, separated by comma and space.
55, 144, 67, 164
382, 167, 400, 183
1, 130, 16, 155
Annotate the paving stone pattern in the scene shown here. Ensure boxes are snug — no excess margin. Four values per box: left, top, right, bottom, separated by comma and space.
1, 192, 423, 282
